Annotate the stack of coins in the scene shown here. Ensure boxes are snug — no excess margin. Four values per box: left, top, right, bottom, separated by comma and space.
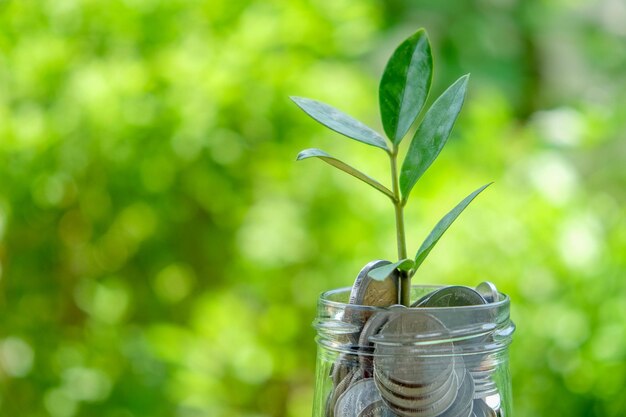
373, 308, 471, 417
326, 261, 505, 417
467, 356, 499, 398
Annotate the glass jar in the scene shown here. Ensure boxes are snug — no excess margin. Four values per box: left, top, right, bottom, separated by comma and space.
312, 285, 515, 417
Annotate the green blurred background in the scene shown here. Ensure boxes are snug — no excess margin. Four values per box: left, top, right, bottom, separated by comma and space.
0, 0, 624, 416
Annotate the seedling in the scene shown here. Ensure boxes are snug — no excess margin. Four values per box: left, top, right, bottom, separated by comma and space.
292, 29, 490, 306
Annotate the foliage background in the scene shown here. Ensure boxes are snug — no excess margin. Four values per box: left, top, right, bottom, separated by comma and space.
0, 0, 625, 416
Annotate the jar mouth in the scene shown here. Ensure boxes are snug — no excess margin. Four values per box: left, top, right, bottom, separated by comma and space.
319, 285, 510, 312
314, 285, 514, 354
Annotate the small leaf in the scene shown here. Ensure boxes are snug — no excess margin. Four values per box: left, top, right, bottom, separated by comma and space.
296, 149, 395, 200
379, 29, 433, 144
368, 258, 415, 281
414, 183, 492, 269
291, 97, 389, 151
400, 74, 470, 201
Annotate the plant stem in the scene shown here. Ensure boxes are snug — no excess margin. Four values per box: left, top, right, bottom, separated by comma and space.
390, 147, 410, 306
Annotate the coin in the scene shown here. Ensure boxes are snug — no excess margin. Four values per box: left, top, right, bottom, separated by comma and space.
359, 400, 398, 417
358, 312, 391, 374
376, 365, 459, 416
374, 361, 453, 399
332, 352, 359, 386
420, 286, 487, 307
349, 260, 399, 307
344, 261, 399, 346
438, 370, 475, 417
375, 349, 455, 390
410, 290, 437, 307
475, 282, 498, 304
374, 311, 454, 387
466, 354, 499, 398
472, 399, 496, 417
327, 367, 360, 417
374, 307, 448, 343
334, 378, 385, 417
358, 312, 391, 350
472, 382, 497, 399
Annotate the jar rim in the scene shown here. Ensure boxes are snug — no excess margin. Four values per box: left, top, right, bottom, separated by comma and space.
319, 285, 510, 312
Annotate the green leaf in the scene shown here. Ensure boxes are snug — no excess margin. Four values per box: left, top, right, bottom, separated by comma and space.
368, 258, 415, 281
296, 149, 395, 200
414, 183, 492, 269
379, 29, 433, 144
291, 97, 389, 152
400, 74, 470, 201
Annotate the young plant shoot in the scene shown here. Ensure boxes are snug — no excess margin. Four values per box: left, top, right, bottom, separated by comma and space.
292, 29, 491, 306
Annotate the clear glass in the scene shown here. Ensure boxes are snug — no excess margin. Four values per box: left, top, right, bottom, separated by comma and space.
312, 285, 515, 417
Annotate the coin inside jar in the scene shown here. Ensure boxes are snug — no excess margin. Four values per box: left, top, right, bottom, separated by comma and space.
376, 369, 459, 417
475, 282, 499, 304
437, 370, 475, 417
374, 311, 454, 387
418, 286, 487, 308
334, 378, 386, 417
357, 311, 391, 374
358, 400, 398, 417
327, 367, 360, 417
472, 399, 497, 417
331, 353, 359, 386
375, 356, 464, 402
343, 260, 399, 346
349, 260, 399, 307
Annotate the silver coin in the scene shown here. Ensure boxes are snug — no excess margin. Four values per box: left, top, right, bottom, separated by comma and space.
375, 352, 455, 391
374, 308, 450, 346
374, 312, 454, 387
469, 368, 495, 379
475, 282, 498, 304
349, 260, 399, 307
420, 286, 487, 307
358, 312, 391, 373
374, 365, 452, 401
471, 375, 497, 391
335, 378, 384, 417
473, 385, 498, 399
376, 366, 460, 417
359, 312, 391, 349
332, 353, 359, 386
472, 399, 496, 417
410, 290, 436, 307
467, 355, 498, 398
376, 368, 455, 408
374, 354, 460, 400
438, 370, 475, 417
327, 367, 360, 417
359, 400, 398, 417
344, 261, 398, 346
468, 357, 497, 375
378, 376, 459, 417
